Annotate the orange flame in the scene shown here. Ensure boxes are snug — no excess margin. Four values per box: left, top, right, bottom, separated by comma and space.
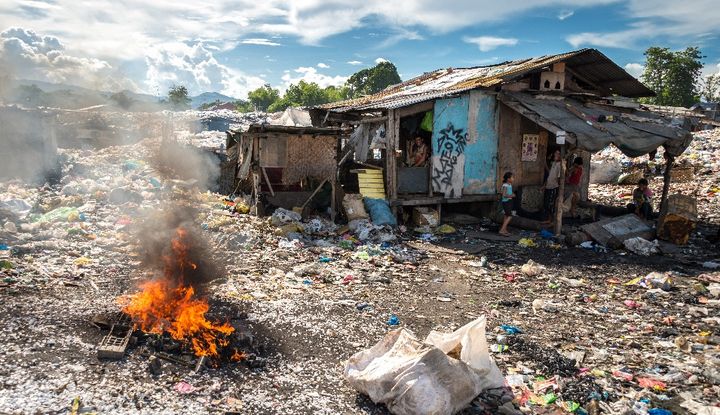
120, 227, 233, 356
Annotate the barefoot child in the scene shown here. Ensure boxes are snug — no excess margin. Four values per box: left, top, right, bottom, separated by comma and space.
499, 172, 515, 236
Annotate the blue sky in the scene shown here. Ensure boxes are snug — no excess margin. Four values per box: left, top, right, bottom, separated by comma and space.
0, 0, 718, 98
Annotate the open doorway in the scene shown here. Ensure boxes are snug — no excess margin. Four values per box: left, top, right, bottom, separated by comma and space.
398, 111, 433, 194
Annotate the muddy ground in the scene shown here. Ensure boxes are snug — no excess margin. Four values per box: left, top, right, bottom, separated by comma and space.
0, 138, 718, 415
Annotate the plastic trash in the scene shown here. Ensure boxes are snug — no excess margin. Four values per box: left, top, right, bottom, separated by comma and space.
387, 314, 400, 326
648, 409, 673, 415
703, 261, 720, 269
539, 229, 554, 239
271, 208, 302, 226
623, 237, 659, 256
363, 198, 397, 226
518, 238, 537, 248
500, 325, 522, 334
521, 260, 542, 277
435, 224, 456, 234
345, 316, 504, 415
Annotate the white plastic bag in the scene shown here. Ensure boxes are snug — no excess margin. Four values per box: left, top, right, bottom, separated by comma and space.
623, 237, 659, 256
344, 316, 504, 415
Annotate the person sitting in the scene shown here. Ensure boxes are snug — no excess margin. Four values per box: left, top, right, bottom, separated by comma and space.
628, 178, 653, 219
409, 136, 429, 167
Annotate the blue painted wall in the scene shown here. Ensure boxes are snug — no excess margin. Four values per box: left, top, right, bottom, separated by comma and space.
431, 96, 469, 198
464, 92, 498, 194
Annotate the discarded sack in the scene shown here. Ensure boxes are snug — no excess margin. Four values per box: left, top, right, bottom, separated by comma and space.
364, 197, 396, 226
345, 316, 504, 415
623, 237, 659, 256
342, 194, 369, 221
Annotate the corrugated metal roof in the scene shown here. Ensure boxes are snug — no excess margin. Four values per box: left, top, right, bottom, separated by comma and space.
320, 49, 654, 112
498, 92, 692, 157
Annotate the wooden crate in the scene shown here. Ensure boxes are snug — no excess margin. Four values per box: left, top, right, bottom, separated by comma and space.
355, 169, 386, 199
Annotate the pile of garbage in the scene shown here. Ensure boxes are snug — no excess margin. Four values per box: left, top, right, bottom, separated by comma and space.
590, 129, 720, 224
0, 120, 718, 414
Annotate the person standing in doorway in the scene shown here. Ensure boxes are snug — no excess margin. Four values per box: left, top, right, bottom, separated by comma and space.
541, 150, 562, 224
499, 172, 515, 236
565, 157, 584, 218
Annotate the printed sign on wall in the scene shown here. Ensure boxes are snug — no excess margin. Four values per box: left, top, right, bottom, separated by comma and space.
521, 134, 539, 162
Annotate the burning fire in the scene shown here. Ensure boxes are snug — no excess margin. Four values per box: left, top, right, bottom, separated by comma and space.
120, 227, 233, 356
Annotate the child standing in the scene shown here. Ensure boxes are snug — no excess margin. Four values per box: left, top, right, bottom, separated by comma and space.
630, 178, 653, 219
499, 172, 515, 236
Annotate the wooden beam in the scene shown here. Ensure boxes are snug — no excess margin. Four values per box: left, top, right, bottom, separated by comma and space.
300, 178, 330, 210
554, 145, 566, 236
261, 166, 275, 197
348, 116, 388, 125
397, 100, 434, 118
660, 156, 674, 213
565, 67, 611, 96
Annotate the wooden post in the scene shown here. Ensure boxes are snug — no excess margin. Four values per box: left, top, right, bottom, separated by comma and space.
330, 180, 337, 222
386, 109, 398, 201
660, 155, 674, 213
554, 145, 566, 236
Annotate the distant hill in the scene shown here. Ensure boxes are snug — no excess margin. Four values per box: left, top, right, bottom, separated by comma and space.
191, 92, 237, 109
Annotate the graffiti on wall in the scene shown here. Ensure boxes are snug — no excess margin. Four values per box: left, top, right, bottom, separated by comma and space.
432, 122, 467, 197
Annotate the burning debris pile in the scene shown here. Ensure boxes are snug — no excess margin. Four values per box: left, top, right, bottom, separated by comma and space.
120, 227, 234, 358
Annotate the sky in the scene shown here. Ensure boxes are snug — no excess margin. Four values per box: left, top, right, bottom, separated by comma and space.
0, 0, 719, 99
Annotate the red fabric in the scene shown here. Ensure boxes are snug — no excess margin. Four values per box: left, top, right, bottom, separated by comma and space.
567, 166, 583, 185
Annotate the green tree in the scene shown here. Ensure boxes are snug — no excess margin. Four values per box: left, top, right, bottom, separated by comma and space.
248, 84, 280, 111
640, 46, 704, 107
284, 81, 328, 107
110, 91, 133, 109
701, 74, 720, 103
324, 85, 350, 102
234, 99, 255, 112
168, 85, 191, 110
346, 61, 401, 98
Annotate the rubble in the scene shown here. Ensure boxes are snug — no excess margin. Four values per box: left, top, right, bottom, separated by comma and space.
0, 115, 718, 414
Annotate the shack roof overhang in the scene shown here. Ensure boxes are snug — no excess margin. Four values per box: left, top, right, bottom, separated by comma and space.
232, 124, 348, 135
499, 92, 693, 158
317, 48, 654, 113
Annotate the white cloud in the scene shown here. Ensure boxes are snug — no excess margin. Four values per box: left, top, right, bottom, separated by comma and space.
377, 27, 424, 49
144, 42, 265, 98
0, 27, 137, 91
375, 57, 388, 64
240, 38, 281, 46
463, 36, 518, 52
281, 66, 347, 89
347, 60, 363, 66
558, 10, 574, 20
624, 63, 644, 78
566, 1, 720, 49
317, 62, 329, 68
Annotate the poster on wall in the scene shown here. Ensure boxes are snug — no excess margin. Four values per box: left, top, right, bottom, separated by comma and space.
521, 134, 539, 162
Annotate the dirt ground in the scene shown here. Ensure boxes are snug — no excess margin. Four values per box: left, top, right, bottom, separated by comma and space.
0, 137, 719, 415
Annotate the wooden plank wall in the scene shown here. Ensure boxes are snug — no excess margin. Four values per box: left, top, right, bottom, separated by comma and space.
497, 102, 548, 188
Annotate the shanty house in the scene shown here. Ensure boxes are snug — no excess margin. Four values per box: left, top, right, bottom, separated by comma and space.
312, 48, 693, 224
226, 123, 348, 216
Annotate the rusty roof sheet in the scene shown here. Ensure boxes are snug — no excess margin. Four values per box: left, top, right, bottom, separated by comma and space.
320, 49, 654, 112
